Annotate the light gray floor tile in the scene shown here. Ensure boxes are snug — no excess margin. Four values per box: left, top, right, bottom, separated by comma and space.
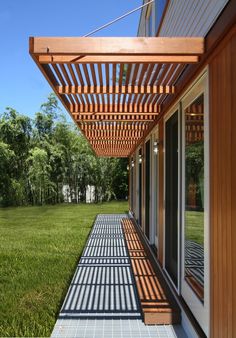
51, 215, 188, 338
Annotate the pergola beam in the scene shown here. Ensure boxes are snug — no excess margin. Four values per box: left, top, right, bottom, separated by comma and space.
57, 85, 175, 95
38, 55, 199, 64
30, 37, 204, 55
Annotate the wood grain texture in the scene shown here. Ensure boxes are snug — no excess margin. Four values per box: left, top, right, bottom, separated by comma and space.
209, 30, 236, 338
57, 85, 175, 95
122, 218, 180, 324
30, 37, 204, 55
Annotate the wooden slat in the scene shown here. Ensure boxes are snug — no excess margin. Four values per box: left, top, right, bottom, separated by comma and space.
67, 64, 78, 86
75, 111, 159, 116
82, 64, 91, 86
97, 63, 103, 86
149, 64, 162, 86
75, 115, 156, 122
71, 103, 161, 113
164, 64, 185, 86
56, 84, 175, 94
79, 123, 149, 131
112, 63, 117, 88
118, 63, 124, 87
52, 64, 66, 86
137, 64, 148, 86
161, 64, 177, 86
90, 63, 97, 86
31, 37, 204, 55
143, 64, 155, 86
85, 130, 143, 138
72, 94, 80, 106
131, 64, 140, 86
74, 64, 85, 86
125, 64, 132, 86
105, 63, 110, 86
59, 64, 72, 86
154, 64, 168, 86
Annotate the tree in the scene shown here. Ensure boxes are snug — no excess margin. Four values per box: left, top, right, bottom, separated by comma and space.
27, 148, 55, 205
0, 94, 128, 206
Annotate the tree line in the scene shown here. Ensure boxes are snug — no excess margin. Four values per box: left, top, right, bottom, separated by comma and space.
0, 94, 128, 207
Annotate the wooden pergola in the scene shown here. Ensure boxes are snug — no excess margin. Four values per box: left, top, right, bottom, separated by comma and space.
29, 37, 204, 157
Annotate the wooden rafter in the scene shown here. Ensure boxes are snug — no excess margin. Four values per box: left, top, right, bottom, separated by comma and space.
29, 36, 204, 158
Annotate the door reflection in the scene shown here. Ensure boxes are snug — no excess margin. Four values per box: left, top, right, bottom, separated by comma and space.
184, 94, 204, 302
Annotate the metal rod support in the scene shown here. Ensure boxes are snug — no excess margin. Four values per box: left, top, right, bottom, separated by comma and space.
83, 1, 154, 37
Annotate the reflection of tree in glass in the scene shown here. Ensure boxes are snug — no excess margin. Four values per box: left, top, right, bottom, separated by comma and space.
185, 140, 204, 210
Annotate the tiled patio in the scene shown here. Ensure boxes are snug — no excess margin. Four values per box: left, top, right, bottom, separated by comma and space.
51, 214, 187, 338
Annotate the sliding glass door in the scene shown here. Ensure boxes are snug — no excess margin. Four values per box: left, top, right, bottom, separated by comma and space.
145, 140, 151, 240
164, 110, 179, 288
138, 148, 142, 227
181, 72, 209, 336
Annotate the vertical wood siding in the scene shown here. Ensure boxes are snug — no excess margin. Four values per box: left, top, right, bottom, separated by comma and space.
209, 31, 236, 338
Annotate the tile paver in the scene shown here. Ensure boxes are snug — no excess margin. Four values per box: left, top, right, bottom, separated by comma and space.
51, 215, 188, 338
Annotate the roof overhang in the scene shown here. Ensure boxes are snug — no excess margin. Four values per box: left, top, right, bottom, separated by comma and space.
29, 37, 204, 157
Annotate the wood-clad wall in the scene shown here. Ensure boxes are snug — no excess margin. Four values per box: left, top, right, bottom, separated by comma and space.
209, 29, 236, 338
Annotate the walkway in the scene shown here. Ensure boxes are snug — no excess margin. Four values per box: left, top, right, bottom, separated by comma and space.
51, 214, 187, 338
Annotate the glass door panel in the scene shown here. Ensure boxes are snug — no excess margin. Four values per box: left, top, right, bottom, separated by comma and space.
138, 149, 142, 227
153, 135, 158, 248
165, 111, 179, 287
184, 94, 204, 301
181, 72, 209, 336
145, 140, 150, 240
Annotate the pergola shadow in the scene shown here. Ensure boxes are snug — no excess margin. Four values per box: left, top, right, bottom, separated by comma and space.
58, 214, 141, 320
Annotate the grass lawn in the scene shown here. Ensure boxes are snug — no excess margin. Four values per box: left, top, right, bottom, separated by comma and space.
0, 201, 128, 337
185, 210, 204, 245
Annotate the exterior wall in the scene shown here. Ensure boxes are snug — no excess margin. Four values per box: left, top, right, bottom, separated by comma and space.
209, 29, 236, 338
133, 3, 236, 336
159, 0, 229, 37
137, 0, 167, 37
138, 0, 229, 38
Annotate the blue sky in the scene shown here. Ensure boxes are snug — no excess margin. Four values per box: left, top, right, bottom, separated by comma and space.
0, 0, 142, 119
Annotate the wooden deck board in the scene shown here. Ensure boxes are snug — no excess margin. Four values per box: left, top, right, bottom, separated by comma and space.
122, 218, 180, 325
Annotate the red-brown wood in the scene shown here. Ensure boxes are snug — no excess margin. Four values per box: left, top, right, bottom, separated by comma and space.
122, 218, 180, 324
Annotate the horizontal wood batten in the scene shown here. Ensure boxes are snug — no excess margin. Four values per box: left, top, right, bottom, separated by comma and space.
70, 104, 161, 114
75, 116, 156, 122
79, 123, 149, 131
38, 55, 199, 64
57, 85, 175, 95
30, 37, 204, 55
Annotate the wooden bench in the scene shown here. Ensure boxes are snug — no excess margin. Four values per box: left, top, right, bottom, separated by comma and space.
122, 218, 180, 325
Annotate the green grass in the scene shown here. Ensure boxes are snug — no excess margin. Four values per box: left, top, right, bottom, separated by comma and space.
185, 210, 204, 245
0, 201, 128, 337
